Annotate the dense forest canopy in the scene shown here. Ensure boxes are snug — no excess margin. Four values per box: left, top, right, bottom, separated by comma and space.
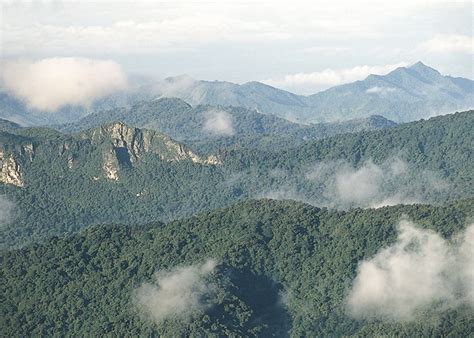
3, 2, 473, 336
0, 109, 472, 337
0, 110, 472, 248
2, 199, 473, 336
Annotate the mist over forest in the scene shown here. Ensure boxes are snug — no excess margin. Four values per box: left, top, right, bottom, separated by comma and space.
1, 0, 473, 336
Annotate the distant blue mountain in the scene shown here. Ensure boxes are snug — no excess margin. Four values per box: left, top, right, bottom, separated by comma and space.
303, 62, 473, 122
155, 62, 473, 123
1, 62, 472, 125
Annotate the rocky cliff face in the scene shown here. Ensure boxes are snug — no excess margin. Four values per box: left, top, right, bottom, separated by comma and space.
83, 122, 220, 180
0, 152, 24, 187
0, 141, 35, 187
102, 150, 120, 181
0, 123, 220, 185
87, 122, 148, 163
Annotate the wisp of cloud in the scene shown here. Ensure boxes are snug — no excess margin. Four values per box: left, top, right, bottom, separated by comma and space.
305, 157, 448, 209
347, 220, 474, 321
203, 109, 235, 136
1, 57, 127, 112
133, 259, 217, 325
154, 74, 197, 98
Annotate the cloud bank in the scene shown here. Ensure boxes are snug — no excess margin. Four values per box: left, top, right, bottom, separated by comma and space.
261, 157, 450, 209
1, 57, 127, 112
421, 34, 473, 54
305, 158, 448, 208
203, 109, 235, 136
3, 1, 469, 57
347, 220, 474, 321
263, 63, 407, 94
154, 74, 197, 98
133, 259, 217, 324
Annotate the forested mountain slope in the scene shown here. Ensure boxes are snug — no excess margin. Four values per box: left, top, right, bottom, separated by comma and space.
221, 110, 474, 205
228, 110, 473, 172
57, 98, 396, 151
0, 122, 224, 247
2, 199, 473, 336
0, 111, 472, 248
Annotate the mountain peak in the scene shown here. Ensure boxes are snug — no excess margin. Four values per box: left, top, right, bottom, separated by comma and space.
408, 61, 441, 76
411, 61, 427, 68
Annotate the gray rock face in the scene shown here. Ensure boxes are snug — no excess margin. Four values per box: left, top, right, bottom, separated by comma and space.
0, 142, 35, 187
0, 122, 219, 184
82, 122, 220, 180
0, 153, 24, 187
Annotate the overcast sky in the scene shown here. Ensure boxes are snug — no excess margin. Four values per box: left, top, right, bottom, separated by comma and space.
1, 0, 472, 94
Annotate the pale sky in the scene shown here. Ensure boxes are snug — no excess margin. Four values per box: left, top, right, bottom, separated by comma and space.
1, 0, 473, 94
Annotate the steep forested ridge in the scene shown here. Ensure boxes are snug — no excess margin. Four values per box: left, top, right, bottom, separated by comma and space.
2, 199, 473, 336
223, 111, 473, 198
57, 97, 396, 152
0, 111, 472, 248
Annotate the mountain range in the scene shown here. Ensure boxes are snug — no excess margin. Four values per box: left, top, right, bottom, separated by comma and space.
153, 62, 473, 123
1, 60, 473, 337
1, 62, 472, 126
1, 110, 472, 248
56, 98, 396, 152
0, 101, 473, 336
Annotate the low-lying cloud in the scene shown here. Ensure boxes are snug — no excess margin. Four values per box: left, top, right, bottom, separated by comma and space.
1, 57, 127, 112
305, 157, 449, 208
366, 86, 396, 94
259, 158, 450, 209
133, 259, 217, 324
154, 74, 197, 99
262, 62, 407, 94
203, 109, 235, 136
347, 220, 474, 321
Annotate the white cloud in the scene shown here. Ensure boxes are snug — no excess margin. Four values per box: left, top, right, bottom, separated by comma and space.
305, 158, 449, 208
263, 63, 407, 94
1, 57, 127, 112
334, 161, 384, 203
347, 220, 474, 321
2, 13, 292, 56
154, 75, 197, 98
260, 158, 449, 209
203, 109, 235, 136
2, 1, 470, 56
133, 259, 217, 324
421, 34, 473, 54
366, 86, 396, 94
2, 1, 471, 83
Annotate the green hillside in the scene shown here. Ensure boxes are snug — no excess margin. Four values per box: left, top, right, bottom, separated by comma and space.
2, 199, 473, 336
57, 98, 396, 152
0, 111, 472, 248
